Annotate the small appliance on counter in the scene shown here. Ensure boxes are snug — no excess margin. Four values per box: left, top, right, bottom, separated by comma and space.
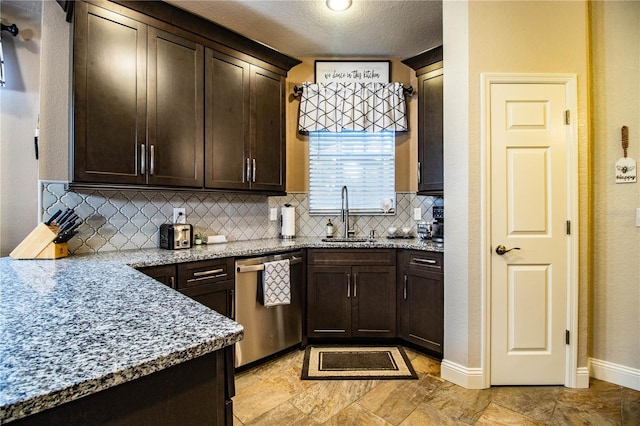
432, 205, 444, 243
160, 223, 193, 250
417, 220, 432, 239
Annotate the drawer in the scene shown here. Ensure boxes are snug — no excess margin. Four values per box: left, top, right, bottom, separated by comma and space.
308, 249, 395, 266
177, 258, 234, 289
403, 250, 443, 271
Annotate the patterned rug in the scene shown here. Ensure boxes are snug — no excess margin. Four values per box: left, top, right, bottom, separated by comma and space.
301, 346, 418, 380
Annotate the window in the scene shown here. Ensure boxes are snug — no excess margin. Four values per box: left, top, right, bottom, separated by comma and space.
309, 131, 395, 215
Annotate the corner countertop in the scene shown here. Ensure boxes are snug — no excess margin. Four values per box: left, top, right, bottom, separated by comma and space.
0, 236, 442, 423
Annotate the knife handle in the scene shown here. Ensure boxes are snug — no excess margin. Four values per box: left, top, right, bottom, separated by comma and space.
44, 209, 62, 226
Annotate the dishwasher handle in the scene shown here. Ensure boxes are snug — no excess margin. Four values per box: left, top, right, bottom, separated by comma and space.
236, 256, 302, 273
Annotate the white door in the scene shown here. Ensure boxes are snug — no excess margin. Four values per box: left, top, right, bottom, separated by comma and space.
490, 82, 569, 385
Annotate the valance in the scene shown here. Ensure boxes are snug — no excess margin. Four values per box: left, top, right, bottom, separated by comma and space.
298, 82, 408, 133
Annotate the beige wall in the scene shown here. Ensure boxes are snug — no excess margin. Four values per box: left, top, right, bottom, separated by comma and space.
285, 58, 417, 193
590, 1, 640, 372
0, 1, 42, 256
443, 0, 591, 381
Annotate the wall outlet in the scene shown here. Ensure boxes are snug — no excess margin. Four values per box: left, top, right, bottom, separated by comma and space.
636, 208, 640, 227
173, 207, 186, 224
270, 208, 278, 221
414, 207, 422, 221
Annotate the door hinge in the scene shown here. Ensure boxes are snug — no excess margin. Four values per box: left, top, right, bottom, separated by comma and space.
566, 330, 570, 345
565, 110, 571, 125
566, 220, 571, 235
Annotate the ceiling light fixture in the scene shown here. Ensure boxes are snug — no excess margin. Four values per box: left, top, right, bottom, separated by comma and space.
326, 0, 352, 12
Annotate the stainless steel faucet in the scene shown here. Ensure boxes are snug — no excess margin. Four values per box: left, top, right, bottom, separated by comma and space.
341, 185, 353, 238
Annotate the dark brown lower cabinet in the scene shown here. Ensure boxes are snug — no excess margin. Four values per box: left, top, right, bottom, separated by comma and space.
177, 258, 235, 319
307, 249, 396, 339
12, 347, 234, 426
397, 250, 444, 356
137, 264, 177, 288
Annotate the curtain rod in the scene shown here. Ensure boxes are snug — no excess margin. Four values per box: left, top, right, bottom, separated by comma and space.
292, 84, 413, 97
1, 23, 19, 37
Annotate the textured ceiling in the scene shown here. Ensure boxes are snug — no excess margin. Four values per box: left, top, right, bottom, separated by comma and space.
166, 0, 442, 59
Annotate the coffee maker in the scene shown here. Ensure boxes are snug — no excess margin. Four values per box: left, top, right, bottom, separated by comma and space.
432, 205, 444, 242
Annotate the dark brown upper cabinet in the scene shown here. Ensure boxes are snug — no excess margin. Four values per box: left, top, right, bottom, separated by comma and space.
72, 0, 299, 193
146, 28, 204, 188
73, 3, 203, 187
73, 3, 148, 185
205, 51, 285, 192
403, 46, 443, 195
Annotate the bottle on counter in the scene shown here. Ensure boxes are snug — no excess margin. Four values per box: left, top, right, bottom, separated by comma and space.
326, 219, 334, 238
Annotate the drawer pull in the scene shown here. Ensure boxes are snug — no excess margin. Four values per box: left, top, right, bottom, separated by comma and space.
414, 258, 437, 265
186, 274, 228, 283
193, 268, 225, 277
169, 276, 176, 289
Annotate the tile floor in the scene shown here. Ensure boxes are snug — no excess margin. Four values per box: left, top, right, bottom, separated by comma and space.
233, 347, 640, 425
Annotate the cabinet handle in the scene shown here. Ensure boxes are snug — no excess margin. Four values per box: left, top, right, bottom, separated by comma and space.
150, 145, 155, 175
140, 144, 146, 175
193, 268, 225, 277
403, 274, 407, 300
414, 258, 437, 265
252, 158, 256, 183
245, 158, 251, 183
417, 161, 422, 184
346, 273, 351, 298
353, 273, 357, 298
170, 276, 175, 289
229, 289, 235, 320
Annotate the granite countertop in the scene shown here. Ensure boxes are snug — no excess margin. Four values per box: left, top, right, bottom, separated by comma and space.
0, 236, 442, 423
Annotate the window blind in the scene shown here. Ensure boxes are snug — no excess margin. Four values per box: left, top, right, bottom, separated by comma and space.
309, 131, 395, 215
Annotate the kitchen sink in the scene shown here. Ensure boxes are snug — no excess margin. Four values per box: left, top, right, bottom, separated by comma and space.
321, 237, 374, 243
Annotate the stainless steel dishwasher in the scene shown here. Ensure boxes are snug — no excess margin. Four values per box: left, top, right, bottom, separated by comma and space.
234, 251, 303, 367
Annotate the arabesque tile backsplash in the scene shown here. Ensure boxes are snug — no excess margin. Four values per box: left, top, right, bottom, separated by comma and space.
40, 181, 441, 254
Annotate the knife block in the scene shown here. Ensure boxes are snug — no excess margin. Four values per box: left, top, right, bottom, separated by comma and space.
9, 223, 69, 259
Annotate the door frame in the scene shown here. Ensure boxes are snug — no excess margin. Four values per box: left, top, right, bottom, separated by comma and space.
480, 73, 580, 388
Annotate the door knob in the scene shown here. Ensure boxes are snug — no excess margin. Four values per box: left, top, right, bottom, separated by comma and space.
495, 245, 521, 255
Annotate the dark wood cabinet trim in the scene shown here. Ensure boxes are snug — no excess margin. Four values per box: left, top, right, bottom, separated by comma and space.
402, 45, 443, 71
106, 0, 301, 73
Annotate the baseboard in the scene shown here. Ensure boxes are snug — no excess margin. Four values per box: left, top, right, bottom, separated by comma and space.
589, 358, 640, 391
440, 359, 486, 389
575, 366, 590, 388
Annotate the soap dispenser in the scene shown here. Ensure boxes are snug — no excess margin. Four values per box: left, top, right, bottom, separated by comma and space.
326, 219, 334, 238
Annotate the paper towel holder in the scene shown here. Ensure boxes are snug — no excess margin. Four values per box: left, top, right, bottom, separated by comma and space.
280, 204, 296, 239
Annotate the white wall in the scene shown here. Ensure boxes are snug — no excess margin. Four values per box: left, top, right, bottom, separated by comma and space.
590, 1, 640, 389
0, 1, 42, 256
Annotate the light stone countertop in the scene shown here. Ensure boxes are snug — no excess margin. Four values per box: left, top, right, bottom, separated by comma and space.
0, 236, 442, 423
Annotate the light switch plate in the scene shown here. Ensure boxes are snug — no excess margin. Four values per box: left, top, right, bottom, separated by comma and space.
270, 208, 278, 221
636, 208, 640, 227
413, 207, 422, 221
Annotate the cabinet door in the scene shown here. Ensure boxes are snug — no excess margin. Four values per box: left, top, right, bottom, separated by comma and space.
204, 50, 250, 190
73, 2, 147, 185
249, 65, 286, 192
137, 264, 177, 289
307, 265, 352, 337
417, 66, 443, 195
352, 266, 397, 337
180, 280, 234, 319
398, 267, 444, 355
147, 28, 204, 187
